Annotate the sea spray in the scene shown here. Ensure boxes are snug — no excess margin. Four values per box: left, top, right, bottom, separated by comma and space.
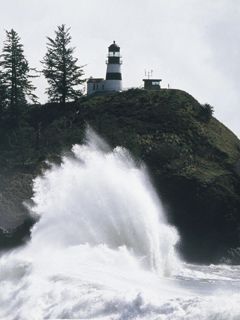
1, 129, 240, 320
30, 127, 180, 275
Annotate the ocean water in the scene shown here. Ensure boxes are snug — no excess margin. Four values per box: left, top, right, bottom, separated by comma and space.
0, 129, 239, 320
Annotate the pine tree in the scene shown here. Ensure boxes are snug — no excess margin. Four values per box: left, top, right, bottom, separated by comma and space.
0, 29, 38, 112
0, 71, 7, 115
42, 24, 85, 104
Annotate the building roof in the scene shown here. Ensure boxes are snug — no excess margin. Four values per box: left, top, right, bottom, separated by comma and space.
108, 41, 120, 52
87, 78, 104, 83
143, 79, 162, 82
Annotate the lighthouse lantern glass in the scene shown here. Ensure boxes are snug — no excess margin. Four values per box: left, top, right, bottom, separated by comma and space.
108, 52, 120, 57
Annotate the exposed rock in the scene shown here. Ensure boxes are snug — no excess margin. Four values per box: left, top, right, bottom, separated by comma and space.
0, 89, 240, 263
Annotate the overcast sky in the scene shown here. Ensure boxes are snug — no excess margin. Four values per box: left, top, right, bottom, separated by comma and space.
1, 0, 239, 137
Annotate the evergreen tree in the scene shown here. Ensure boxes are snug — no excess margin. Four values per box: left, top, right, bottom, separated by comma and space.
0, 29, 38, 112
0, 71, 7, 115
42, 24, 85, 104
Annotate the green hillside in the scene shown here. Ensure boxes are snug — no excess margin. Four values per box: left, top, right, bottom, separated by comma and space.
0, 89, 240, 263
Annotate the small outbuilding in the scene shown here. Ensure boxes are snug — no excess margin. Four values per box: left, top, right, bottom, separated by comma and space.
143, 79, 162, 91
87, 78, 105, 95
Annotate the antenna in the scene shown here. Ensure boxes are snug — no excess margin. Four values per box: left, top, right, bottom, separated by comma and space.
144, 69, 154, 79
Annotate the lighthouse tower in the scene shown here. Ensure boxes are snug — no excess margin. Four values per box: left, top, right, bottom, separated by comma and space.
105, 41, 122, 92
87, 41, 122, 95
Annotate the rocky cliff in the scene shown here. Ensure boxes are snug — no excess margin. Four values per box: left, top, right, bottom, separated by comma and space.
0, 89, 240, 263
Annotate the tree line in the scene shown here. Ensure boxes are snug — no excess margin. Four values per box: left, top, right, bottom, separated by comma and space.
0, 24, 85, 118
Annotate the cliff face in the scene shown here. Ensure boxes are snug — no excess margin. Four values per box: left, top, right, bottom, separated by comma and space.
0, 89, 240, 263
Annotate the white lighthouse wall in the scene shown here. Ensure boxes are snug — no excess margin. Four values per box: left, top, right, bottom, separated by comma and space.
104, 80, 122, 92
106, 64, 121, 73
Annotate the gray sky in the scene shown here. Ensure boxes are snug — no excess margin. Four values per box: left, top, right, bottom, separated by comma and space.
1, 0, 240, 137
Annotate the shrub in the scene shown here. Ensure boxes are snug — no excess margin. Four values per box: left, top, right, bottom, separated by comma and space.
199, 103, 214, 122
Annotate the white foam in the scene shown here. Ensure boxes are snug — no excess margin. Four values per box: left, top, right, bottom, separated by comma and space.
0, 128, 240, 319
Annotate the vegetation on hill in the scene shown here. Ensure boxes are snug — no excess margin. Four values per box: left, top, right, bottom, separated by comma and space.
0, 25, 85, 116
0, 88, 240, 263
0, 29, 38, 115
42, 24, 85, 104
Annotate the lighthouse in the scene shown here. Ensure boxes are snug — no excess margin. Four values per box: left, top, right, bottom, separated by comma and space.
87, 41, 123, 95
105, 41, 122, 92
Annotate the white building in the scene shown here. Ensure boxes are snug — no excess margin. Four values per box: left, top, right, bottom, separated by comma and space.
87, 41, 122, 95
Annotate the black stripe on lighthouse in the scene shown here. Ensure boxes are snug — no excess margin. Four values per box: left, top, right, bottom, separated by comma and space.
106, 72, 122, 80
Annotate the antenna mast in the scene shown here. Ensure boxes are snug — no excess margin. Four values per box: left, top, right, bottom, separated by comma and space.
144, 69, 154, 79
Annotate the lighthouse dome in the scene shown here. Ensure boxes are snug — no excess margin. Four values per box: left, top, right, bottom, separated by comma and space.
108, 41, 120, 52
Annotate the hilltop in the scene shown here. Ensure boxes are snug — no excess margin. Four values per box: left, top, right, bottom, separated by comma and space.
0, 89, 240, 263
